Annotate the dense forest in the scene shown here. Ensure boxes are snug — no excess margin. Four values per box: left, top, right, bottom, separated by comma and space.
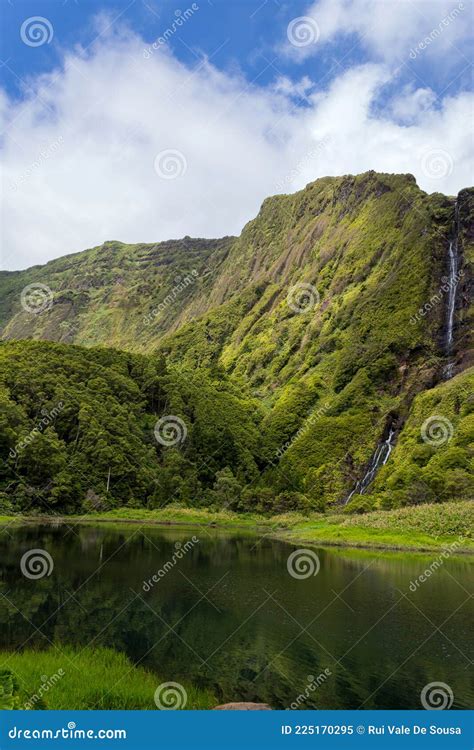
1, 172, 472, 515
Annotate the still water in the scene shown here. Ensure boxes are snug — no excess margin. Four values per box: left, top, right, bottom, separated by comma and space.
1, 523, 472, 709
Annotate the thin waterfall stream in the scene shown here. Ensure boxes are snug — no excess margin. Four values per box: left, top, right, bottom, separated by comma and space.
343, 426, 396, 505
443, 200, 460, 379
344, 198, 462, 505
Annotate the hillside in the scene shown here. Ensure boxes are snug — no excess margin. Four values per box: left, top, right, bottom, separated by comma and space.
0, 172, 472, 514
2, 173, 471, 364
0, 236, 234, 349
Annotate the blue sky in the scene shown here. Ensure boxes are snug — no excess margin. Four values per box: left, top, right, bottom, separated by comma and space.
2, 0, 472, 101
1, 0, 473, 269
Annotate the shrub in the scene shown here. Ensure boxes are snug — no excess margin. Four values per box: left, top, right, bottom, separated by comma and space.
342, 495, 375, 514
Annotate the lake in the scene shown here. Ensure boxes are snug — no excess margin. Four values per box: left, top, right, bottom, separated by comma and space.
1, 523, 472, 710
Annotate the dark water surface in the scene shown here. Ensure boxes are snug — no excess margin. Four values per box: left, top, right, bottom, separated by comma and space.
1, 523, 472, 709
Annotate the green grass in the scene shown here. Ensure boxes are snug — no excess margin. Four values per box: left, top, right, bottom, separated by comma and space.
77, 506, 269, 527
95, 502, 474, 552
278, 504, 473, 552
0, 646, 215, 710
7, 500, 472, 553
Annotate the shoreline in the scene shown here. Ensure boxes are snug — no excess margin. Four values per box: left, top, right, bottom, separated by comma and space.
1, 502, 473, 555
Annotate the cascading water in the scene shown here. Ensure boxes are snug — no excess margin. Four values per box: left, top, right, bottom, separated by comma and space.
344, 426, 395, 505
344, 201, 462, 505
443, 200, 460, 380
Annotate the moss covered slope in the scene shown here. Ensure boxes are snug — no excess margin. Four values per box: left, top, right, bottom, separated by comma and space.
0, 172, 472, 513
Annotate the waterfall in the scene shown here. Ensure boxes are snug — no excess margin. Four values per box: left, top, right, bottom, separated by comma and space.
443, 201, 460, 380
344, 426, 395, 505
343, 201, 461, 505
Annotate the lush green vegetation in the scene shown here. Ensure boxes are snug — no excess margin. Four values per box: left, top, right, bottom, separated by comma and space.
0, 173, 472, 517
1, 339, 471, 516
6, 501, 471, 552
279, 500, 473, 551
366, 367, 474, 508
0, 237, 233, 352
0, 647, 215, 709
0, 340, 263, 514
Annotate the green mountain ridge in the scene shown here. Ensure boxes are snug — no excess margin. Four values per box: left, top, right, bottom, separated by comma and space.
1, 171, 472, 514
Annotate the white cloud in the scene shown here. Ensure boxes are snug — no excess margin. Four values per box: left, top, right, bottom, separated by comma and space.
1, 26, 472, 270
389, 84, 437, 123
286, 0, 471, 62
272, 75, 313, 100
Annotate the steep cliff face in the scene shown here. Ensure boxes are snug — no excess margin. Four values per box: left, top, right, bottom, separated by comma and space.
0, 173, 472, 512
2, 172, 463, 367
455, 188, 474, 370
0, 237, 234, 350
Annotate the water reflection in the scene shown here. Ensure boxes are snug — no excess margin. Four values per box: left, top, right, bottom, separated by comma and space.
0, 524, 472, 709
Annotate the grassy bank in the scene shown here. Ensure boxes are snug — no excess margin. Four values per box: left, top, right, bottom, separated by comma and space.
277, 502, 473, 552
3, 501, 472, 553
0, 646, 215, 710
